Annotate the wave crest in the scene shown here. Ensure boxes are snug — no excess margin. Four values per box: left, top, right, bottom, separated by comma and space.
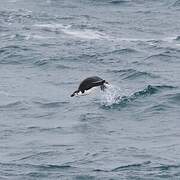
101, 85, 176, 107
108, 68, 159, 80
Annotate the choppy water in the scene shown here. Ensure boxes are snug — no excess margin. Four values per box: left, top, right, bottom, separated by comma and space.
0, 0, 180, 179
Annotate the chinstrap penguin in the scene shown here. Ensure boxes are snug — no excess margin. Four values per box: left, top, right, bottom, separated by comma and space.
71, 76, 109, 97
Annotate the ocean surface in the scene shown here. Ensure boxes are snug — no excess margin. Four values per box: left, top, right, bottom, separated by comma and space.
0, 0, 180, 179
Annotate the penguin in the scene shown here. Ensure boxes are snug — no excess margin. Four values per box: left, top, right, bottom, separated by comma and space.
71, 76, 109, 97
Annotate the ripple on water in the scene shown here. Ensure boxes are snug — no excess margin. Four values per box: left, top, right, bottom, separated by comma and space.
33, 100, 69, 108
103, 48, 138, 56
34, 23, 108, 40
26, 126, 63, 133
0, 100, 30, 111
109, 0, 130, 5
0, 45, 32, 64
107, 68, 159, 80
144, 52, 179, 63
33, 59, 49, 66
0, 9, 32, 23
0, 162, 75, 172
111, 161, 151, 172
79, 113, 104, 122
143, 104, 173, 114
166, 92, 180, 105
175, 35, 180, 41
172, 0, 180, 7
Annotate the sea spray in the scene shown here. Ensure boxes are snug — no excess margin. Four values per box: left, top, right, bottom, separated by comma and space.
100, 84, 124, 106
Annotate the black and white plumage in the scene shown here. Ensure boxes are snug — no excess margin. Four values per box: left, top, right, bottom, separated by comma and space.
71, 76, 109, 97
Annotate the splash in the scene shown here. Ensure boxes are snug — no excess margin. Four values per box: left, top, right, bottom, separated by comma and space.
100, 84, 123, 106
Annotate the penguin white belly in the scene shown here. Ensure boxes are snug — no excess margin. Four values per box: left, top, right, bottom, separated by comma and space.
76, 87, 98, 96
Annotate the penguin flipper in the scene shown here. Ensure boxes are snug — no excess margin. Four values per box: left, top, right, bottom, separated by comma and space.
100, 85, 106, 91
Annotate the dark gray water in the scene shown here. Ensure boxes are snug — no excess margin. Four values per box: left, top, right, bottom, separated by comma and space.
0, 0, 180, 179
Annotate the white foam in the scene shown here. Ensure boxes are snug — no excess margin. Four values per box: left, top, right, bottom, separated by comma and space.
25, 34, 54, 40
61, 29, 107, 40
117, 38, 153, 42
34, 23, 71, 31
9, 0, 20, 2
34, 23, 107, 40
164, 37, 174, 42
74, 87, 98, 97
100, 85, 123, 106
116, 36, 180, 43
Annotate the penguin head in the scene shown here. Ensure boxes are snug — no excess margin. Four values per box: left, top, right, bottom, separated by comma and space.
70, 90, 80, 97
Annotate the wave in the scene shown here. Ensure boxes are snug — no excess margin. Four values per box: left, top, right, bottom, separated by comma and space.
61, 28, 107, 40
172, 0, 180, 7
34, 23, 107, 40
6, 33, 56, 41
93, 161, 151, 172
0, 126, 63, 138
16, 151, 55, 161
148, 36, 180, 45
143, 104, 172, 113
145, 53, 171, 59
34, 58, 75, 68
144, 53, 176, 62
0, 101, 29, 110
56, 64, 74, 69
25, 34, 55, 40
0, 45, 30, 65
175, 35, 180, 41
108, 68, 159, 80
26, 126, 63, 133
79, 113, 104, 122
104, 48, 138, 55
33, 100, 69, 108
0, 162, 73, 170
109, 0, 130, 5
114, 36, 180, 46
116, 37, 154, 42
33, 59, 48, 66
166, 93, 180, 105
34, 23, 71, 31
33, 23, 180, 42
0, 101, 21, 108
154, 164, 180, 170
0, 45, 29, 52
0, 9, 32, 23
112, 161, 151, 171
101, 85, 176, 107
0, 91, 11, 96
123, 71, 158, 80
90, 0, 130, 6
38, 164, 73, 170
0, 58, 23, 65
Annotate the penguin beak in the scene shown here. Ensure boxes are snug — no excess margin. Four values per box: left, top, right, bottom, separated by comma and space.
70, 90, 79, 97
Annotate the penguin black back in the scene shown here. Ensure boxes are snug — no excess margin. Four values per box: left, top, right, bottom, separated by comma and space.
71, 76, 108, 97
